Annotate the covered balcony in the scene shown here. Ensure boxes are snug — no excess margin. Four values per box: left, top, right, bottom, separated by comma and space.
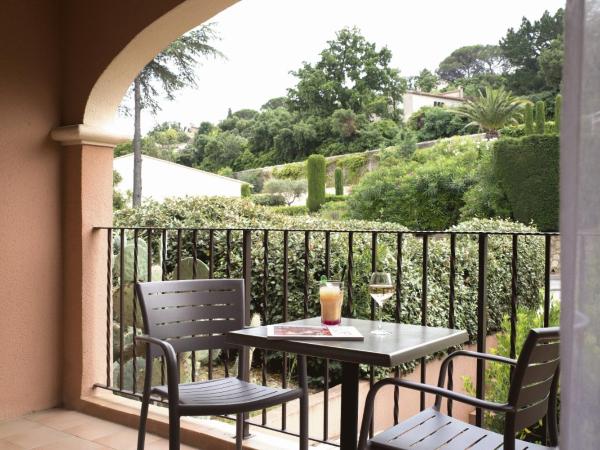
0, 1, 597, 449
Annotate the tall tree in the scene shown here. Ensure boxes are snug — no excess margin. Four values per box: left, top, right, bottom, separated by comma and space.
287, 27, 406, 120
499, 9, 564, 93
129, 25, 222, 206
411, 68, 439, 92
437, 45, 505, 83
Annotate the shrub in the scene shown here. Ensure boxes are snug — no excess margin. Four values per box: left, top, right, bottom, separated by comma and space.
535, 101, 546, 134
272, 162, 305, 180
306, 155, 326, 212
251, 193, 287, 206
319, 200, 349, 220
460, 147, 511, 221
337, 154, 368, 185
271, 205, 310, 216
263, 178, 307, 206
236, 169, 266, 193
334, 167, 344, 195
499, 124, 526, 138
240, 184, 251, 198
524, 103, 534, 135
348, 137, 483, 230
407, 106, 475, 142
324, 194, 346, 203
493, 135, 559, 231
115, 198, 546, 384
554, 94, 562, 130
464, 302, 560, 442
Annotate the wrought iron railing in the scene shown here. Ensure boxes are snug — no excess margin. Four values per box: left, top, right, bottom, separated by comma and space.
94, 226, 559, 447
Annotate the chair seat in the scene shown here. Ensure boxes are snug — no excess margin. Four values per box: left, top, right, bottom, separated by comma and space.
368, 408, 557, 450
152, 377, 303, 415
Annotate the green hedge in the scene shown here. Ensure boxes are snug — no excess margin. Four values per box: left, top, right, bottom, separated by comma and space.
271, 205, 309, 216
324, 194, 346, 203
306, 155, 326, 212
493, 135, 559, 231
115, 198, 546, 385
251, 193, 286, 206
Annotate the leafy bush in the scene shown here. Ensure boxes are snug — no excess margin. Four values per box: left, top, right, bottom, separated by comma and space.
251, 193, 287, 206
334, 167, 344, 195
115, 198, 546, 384
271, 205, 310, 216
240, 184, 251, 198
236, 169, 266, 193
524, 103, 534, 135
499, 124, 526, 138
407, 106, 475, 142
493, 135, 559, 231
348, 137, 484, 229
307, 155, 326, 212
337, 154, 368, 185
272, 162, 306, 180
554, 94, 562, 130
464, 302, 560, 443
319, 200, 349, 220
460, 146, 512, 221
535, 101, 546, 134
324, 194, 346, 203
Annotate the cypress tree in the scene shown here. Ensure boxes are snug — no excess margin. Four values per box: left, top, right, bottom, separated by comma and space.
535, 101, 546, 134
334, 167, 344, 196
241, 184, 251, 198
554, 94, 562, 131
524, 103, 534, 135
306, 155, 326, 212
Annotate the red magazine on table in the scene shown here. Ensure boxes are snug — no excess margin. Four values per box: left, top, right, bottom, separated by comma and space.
266, 324, 364, 341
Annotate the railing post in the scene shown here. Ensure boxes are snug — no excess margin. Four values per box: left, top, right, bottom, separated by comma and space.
476, 233, 489, 427
241, 229, 252, 439
242, 229, 252, 327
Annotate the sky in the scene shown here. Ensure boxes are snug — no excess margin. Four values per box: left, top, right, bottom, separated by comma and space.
114, 0, 565, 135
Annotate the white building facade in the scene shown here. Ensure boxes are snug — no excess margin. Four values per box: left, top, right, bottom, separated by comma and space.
402, 88, 465, 121
113, 154, 248, 202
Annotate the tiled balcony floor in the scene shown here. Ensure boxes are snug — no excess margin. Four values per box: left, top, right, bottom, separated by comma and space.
0, 409, 200, 450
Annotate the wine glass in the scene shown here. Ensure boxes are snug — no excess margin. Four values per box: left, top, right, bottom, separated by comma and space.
369, 272, 395, 335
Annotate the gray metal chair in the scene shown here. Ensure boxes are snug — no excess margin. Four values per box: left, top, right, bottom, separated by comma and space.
135, 279, 309, 450
359, 327, 560, 450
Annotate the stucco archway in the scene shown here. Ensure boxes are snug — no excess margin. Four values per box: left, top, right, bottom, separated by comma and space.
84, 0, 237, 131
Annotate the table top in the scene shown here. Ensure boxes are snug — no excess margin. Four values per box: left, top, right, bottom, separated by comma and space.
226, 317, 469, 367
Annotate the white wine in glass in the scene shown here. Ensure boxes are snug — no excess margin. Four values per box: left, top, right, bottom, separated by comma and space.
369, 272, 395, 335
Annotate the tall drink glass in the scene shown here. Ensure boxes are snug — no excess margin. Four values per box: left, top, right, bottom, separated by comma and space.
319, 282, 344, 325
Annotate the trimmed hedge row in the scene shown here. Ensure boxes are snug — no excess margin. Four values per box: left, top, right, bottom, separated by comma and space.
493, 135, 559, 231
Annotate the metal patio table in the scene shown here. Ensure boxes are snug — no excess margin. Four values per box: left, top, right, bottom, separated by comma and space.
227, 317, 468, 450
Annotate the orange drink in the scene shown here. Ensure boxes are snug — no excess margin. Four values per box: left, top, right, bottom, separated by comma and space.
319, 282, 344, 325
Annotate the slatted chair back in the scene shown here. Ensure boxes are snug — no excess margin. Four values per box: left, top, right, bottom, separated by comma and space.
136, 279, 246, 359
506, 327, 560, 438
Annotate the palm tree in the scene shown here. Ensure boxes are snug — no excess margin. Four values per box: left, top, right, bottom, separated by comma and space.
130, 25, 223, 207
455, 86, 527, 139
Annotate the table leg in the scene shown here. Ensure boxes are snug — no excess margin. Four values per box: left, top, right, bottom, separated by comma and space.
340, 362, 360, 450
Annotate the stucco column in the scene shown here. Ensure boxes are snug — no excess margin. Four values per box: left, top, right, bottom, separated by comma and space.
52, 125, 126, 407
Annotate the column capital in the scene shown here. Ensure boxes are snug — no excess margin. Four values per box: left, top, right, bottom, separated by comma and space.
51, 124, 129, 148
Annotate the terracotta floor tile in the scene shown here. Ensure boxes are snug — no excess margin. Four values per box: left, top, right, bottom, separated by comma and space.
144, 439, 200, 450
0, 419, 42, 439
26, 410, 91, 431
32, 435, 112, 450
63, 417, 129, 441
94, 427, 160, 450
0, 440, 22, 450
3, 426, 71, 449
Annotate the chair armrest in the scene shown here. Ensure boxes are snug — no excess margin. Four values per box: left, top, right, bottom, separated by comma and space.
358, 378, 511, 450
135, 335, 180, 403
437, 350, 517, 389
